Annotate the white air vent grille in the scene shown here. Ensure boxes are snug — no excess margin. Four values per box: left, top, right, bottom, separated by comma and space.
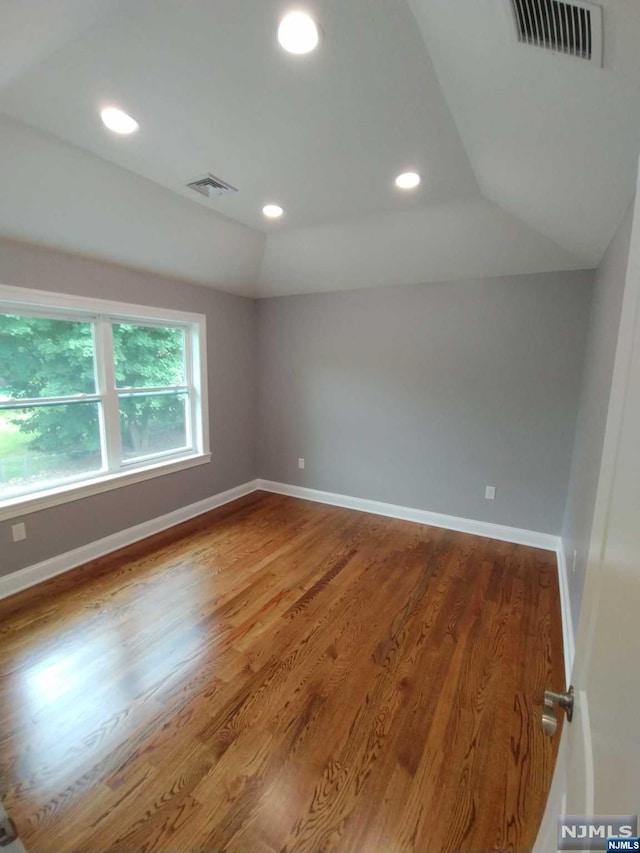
187, 174, 238, 198
509, 0, 602, 64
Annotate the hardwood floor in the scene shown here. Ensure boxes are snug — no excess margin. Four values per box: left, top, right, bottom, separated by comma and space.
0, 491, 564, 853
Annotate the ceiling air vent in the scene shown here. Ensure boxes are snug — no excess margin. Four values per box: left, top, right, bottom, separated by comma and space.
187, 174, 238, 198
509, 0, 602, 65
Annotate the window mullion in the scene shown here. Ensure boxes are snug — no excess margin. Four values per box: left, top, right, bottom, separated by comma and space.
190, 322, 207, 454
0, 394, 102, 409
95, 318, 122, 472
116, 385, 189, 396
183, 325, 197, 453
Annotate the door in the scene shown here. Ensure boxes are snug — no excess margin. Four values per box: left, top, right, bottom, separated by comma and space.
0, 800, 25, 853
534, 163, 640, 850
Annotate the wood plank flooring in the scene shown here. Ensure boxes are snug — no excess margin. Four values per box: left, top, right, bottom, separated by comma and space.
0, 491, 564, 853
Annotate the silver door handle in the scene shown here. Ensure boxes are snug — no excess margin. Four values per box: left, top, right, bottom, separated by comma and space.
541, 685, 574, 736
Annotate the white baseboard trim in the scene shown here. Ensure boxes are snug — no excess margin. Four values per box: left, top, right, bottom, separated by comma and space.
257, 480, 560, 552
556, 539, 576, 686
0, 480, 260, 601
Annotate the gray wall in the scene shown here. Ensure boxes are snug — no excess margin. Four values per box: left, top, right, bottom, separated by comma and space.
0, 239, 258, 576
0, 240, 599, 580
257, 272, 593, 534
561, 202, 635, 631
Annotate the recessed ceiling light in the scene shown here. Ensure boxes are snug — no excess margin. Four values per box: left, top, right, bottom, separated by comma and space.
395, 172, 421, 190
100, 106, 139, 135
278, 11, 319, 55
263, 204, 284, 219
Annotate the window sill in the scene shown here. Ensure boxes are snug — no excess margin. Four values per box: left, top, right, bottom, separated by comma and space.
0, 452, 212, 522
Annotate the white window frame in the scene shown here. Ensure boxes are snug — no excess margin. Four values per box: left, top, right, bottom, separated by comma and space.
0, 284, 210, 522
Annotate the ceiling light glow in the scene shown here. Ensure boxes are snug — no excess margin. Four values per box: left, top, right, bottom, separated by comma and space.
395, 172, 421, 190
100, 106, 139, 135
263, 204, 284, 219
278, 11, 319, 54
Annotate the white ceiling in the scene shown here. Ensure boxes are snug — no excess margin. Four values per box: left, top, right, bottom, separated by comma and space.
408, 0, 640, 267
0, 0, 639, 297
0, 114, 264, 296
260, 197, 581, 296
0, 0, 478, 231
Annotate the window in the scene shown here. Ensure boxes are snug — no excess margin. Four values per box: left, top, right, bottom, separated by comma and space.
0, 285, 209, 520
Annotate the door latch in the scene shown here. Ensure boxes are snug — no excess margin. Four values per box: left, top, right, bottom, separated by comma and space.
0, 816, 18, 847
542, 685, 574, 736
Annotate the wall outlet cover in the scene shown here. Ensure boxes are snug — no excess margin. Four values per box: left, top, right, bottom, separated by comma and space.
11, 522, 26, 542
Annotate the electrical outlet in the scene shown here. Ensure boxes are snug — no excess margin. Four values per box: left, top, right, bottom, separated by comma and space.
485, 485, 496, 500
298, 458, 305, 469
11, 522, 26, 542
572, 550, 578, 573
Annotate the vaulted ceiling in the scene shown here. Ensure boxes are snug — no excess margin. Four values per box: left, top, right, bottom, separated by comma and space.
1, 0, 639, 297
